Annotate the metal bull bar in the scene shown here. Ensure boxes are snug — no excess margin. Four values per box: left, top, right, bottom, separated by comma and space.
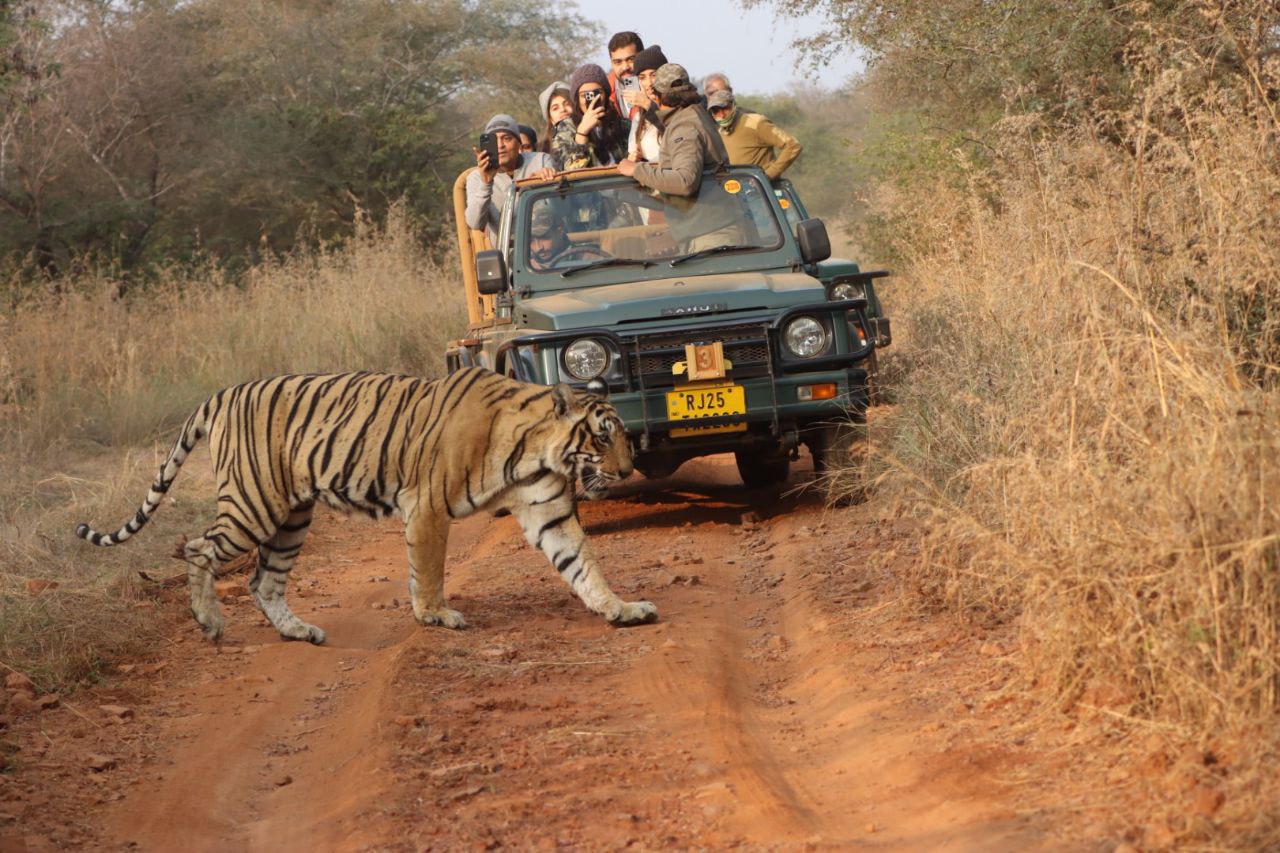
493, 298, 876, 444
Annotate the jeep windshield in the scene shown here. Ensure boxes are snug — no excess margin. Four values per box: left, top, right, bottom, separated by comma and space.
519, 173, 787, 289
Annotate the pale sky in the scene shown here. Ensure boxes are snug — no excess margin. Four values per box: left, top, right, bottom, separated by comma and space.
569, 0, 864, 95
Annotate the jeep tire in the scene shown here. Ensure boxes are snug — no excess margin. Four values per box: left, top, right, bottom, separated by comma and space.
735, 451, 790, 489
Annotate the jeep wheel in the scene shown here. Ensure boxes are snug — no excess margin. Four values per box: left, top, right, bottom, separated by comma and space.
735, 451, 790, 489
809, 413, 868, 474
636, 462, 676, 480
866, 349, 888, 406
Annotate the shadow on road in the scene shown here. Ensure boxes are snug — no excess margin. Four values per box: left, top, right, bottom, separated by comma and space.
582, 457, 827, 536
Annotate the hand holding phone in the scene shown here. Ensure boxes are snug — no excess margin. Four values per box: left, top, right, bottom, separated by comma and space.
577, 95, 605, 137
478, 132, 500, 171
473, 148, 494, 183
618, 75, 640, 112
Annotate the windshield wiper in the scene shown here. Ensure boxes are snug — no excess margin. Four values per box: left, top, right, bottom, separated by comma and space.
560, 257, 654, 278
668, 243, 764, 267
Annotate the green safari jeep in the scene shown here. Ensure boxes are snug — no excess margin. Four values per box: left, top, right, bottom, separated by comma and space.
445, 164, 890, 487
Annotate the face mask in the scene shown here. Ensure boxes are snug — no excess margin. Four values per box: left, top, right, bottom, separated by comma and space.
715, 109, 736, 129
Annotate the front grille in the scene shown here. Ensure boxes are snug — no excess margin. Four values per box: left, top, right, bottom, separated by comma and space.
624, 323, 772, 387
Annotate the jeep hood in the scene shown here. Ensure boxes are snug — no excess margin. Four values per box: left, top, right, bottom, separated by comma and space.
515, 272, 825, 330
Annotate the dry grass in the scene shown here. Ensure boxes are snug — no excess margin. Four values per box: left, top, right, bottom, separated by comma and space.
0, 209, 466, 691
1, 208, 463, 456
839, 76, 1280, 845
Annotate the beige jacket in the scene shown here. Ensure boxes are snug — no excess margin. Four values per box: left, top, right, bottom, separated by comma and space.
720, 111, 802, 180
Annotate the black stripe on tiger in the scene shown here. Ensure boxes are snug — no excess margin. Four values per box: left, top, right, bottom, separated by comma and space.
536, 511, 575, 548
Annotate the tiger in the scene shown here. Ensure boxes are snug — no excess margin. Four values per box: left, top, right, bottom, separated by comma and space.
75, 367, 657, 643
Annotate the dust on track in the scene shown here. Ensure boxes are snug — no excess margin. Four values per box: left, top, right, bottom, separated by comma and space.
1, 457, 1096, 851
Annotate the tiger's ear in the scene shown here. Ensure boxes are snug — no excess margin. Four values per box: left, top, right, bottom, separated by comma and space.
551, 383, 581, 418
585, 378, 609, 399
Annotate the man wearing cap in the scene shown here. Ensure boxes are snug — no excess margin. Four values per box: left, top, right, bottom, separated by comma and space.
465, 114, 557, 246
709, 89, 803, 180
617, 64, 727, 196
618, 63, 742, 250
527, 203, 573, 271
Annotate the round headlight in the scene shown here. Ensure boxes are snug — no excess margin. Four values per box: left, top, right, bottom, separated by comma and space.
783, 316, 828, 358
563, 338, 610, 380
831, 281, 865, 301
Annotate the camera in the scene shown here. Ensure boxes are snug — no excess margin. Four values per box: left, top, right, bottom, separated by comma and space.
582, 90, 601, 106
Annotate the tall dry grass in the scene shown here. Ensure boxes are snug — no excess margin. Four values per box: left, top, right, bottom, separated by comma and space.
2, 208, 463, 457
850, 72, 1279, 844
0, 209, 466, 690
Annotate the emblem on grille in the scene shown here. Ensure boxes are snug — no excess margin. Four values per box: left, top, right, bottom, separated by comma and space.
661, 302, 728, 316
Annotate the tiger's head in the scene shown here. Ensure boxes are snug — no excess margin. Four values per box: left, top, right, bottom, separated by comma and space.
551, 383, 632, 500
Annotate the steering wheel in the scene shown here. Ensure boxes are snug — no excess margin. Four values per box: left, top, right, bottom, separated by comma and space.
552, 244, 613, 267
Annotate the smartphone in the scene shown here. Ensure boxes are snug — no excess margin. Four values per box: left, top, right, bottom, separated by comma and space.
618, 75, 640, 112
582, 90, 600, 107
478, 132, 499, 166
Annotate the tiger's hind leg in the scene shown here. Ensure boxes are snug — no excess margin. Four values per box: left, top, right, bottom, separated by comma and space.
250, 503, 325, 645
182, 534, 227, 642
183, 510, 264, 642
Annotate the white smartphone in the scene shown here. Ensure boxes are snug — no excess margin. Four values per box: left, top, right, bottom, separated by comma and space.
618, 75, 641, 111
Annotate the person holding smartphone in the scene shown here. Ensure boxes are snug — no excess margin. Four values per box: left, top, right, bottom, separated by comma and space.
606, 31, 644, 116
465, 114, 556, 246
617, 64, 727, 197
626, 44, 668, 163
550, 64, 631, 172
617, 63, 741, 251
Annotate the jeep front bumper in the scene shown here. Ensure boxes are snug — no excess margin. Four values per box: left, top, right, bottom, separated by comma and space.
495, 299, 875, 445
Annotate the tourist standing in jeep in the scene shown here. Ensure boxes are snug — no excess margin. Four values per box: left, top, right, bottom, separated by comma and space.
465, 114, 556, 245
626, 44, 669, 163
618, 63, 725, 197
709, 88, 804, 180
619, 63, 745, 255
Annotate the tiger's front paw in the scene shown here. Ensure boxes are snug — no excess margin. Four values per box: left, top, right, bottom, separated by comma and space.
416, 608, 467, 630
607, 600, 658, 627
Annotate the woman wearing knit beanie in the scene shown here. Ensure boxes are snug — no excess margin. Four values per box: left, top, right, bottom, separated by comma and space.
550, 63, 631, 171
627, 44, 668, 162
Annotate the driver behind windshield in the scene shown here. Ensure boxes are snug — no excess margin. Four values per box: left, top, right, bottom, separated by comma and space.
528, 205, 570, 271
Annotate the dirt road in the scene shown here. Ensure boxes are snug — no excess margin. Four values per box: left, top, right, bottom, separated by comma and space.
2, 457, 1089, 851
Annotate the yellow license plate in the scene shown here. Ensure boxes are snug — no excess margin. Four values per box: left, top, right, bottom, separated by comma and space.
666, 383, 747, 438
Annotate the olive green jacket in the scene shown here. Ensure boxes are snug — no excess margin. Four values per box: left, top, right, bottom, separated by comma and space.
719, 111, 802, 180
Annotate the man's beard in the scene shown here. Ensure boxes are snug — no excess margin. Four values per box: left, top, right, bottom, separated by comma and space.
532, 242, 560, 265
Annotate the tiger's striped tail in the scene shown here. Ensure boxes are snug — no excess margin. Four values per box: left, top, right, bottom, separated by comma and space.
75, 404, 210, 547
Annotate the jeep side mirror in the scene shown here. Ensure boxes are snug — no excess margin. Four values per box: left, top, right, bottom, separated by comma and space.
796, 218, 831, 265
476, 250, 508, 295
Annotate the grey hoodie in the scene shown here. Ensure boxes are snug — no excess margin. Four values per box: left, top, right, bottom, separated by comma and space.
538, 80, 571, 123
